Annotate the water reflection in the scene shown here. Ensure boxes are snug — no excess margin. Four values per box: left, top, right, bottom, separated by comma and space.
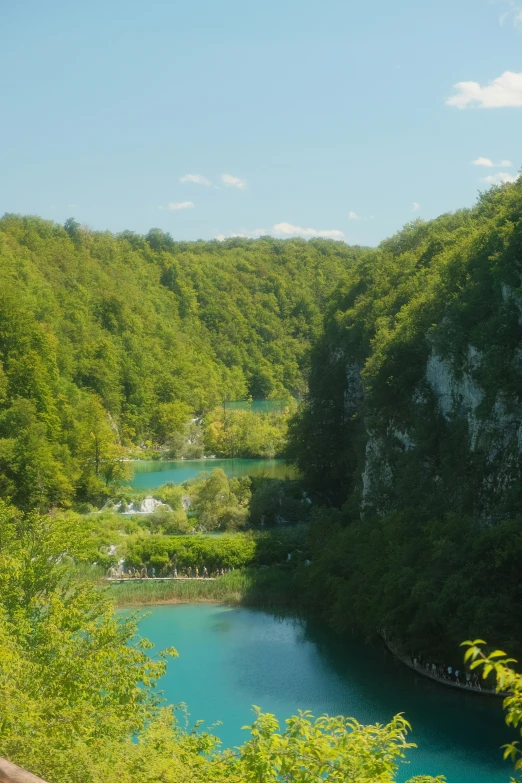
130, 458, 297, 489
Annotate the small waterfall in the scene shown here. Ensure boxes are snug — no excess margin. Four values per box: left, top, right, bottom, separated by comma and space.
115, 497, 172, 515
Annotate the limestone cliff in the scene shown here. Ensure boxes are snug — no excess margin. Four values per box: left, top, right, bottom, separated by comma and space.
292, 180, 522, 522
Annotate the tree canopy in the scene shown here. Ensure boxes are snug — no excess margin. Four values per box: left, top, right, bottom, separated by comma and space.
0, 214, 363, 507
289, 179, 522, 658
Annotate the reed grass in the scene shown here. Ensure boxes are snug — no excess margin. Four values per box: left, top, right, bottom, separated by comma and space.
108, 566, 298, 608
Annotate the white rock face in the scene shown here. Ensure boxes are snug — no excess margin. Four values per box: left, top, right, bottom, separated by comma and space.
425, 350, 485, 450
361, 343, 521, 505
483, 398, 522, 464
344, 363, 363, 416
393, 429, 414, 451
426, 352, 484, 419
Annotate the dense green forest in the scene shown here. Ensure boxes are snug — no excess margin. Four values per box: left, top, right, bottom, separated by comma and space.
290, 178, 522, 659
2, 186, 522, 781
0, 214, 362, 507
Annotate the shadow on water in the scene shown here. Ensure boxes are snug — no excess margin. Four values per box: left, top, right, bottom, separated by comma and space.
120, 552, 515, 783
133, 602, 514, 782
299, 619, 510, 750
227, 603, 514, 782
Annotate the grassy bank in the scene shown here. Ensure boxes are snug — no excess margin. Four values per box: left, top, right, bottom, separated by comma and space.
108, 566, 299, 608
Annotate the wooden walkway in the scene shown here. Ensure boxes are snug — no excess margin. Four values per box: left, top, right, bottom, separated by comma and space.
382, 637, 503, 698
0, 757, 48, 783
107, 577, 218, 583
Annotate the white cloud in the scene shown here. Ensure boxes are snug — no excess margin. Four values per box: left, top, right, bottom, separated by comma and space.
473, 157, 513, 167
179, 174, 211, 186
412, 202, 420, 212
473, 157, 494, 167
215, 229, 266, 241
481, 172, 518, 185
221, 173, 247, 189
216, 224, 345, 241
446, 71, 522, 109
272, 222, 345, 240
159, 201, 195, 211
348, 211, 374, 221
215, 233, 245, 241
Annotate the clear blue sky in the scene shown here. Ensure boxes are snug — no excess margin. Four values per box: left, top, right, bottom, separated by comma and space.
1, 0, 521, 246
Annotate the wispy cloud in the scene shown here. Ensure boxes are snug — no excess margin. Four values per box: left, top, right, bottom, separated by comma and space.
215, 229, 266, 241
221, 173, 247, 189
473, 157, 512, 167
159, 201, 195, 211
481, 172, 518, 185
348, 211, 374, 221
412, 202, 421, 212
179, 174, 211, 186
499, 1, 522, 28
216, 223, 345, 241
446, 71, 522, 108
273, 222, 344, 240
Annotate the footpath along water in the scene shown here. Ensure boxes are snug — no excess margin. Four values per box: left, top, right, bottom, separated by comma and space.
131, 604, 512, 783
130, 458, 297, 490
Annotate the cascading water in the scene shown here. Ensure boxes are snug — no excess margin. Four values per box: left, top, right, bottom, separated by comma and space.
112, 498, 172, 515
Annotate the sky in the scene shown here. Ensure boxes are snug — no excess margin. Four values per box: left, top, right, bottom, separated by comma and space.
1, 0, 521, 246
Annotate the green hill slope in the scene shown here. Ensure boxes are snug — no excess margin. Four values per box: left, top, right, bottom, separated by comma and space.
290, 179, 522, 655
0, 214, 363, 508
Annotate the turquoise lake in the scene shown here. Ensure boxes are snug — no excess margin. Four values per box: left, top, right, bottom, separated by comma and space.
133, 604, 511, 783
130, 458, 297, 489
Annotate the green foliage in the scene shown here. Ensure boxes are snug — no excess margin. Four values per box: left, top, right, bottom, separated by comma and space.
126, 531, 257, 570
289, 179, 522, 657
0, 215, 363, 509
462, 641, 522, 781
239, 708, 444, 783
294, 506, 522, 660
249, 478, 310, 525
204, 402, 296, 458
122, 523, 309, 572
187, 469, 251, 530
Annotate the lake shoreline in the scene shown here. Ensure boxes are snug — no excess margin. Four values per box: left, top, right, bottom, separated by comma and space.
113, 596, 225, 607
111, 582, 507, 705
382, 636, 504, 699
122, 603, 511, 781
128, 456, 297, 490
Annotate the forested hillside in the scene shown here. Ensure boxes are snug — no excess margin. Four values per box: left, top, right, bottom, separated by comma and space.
0, 214, 362, 508
290, 179, 522, 657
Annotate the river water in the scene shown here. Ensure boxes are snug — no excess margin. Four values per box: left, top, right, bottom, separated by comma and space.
130, 458, 297, 489
134, 604, 511, 783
